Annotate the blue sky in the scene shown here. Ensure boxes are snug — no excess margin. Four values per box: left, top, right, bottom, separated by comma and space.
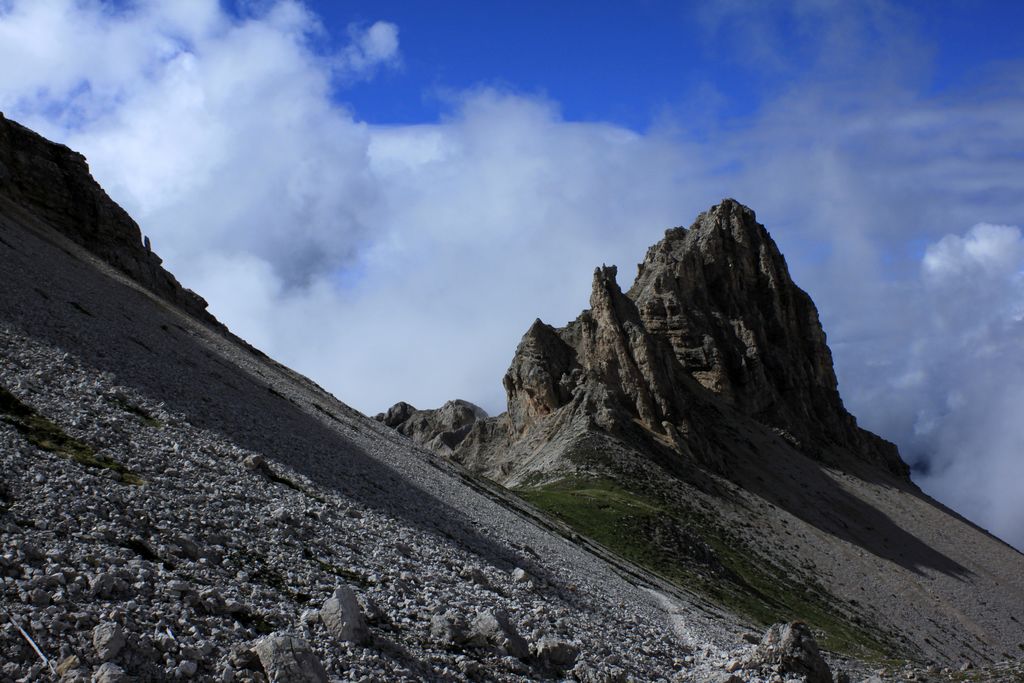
1, 0, 1023, 547
304, 1, 1024, 129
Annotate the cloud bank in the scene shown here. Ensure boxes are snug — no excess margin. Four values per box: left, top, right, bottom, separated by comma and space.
2, 1, 1023, 547
842, 224, 1024, 542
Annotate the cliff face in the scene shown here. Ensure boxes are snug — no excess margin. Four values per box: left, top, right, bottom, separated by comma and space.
631, 201, 838, 433
0, 112, 216, 325
482, 199, 908, 482
628, 200, 901, 472
379, 200, 908, 485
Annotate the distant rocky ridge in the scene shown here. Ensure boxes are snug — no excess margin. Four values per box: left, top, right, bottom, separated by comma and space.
0, 112, 217, 327
374, 399, 488, 457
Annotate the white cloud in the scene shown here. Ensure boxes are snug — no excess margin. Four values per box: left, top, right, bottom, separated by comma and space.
2, 1, 1024, 547
337, 21, 400, 81
923, 223, 1024, 283
821, 220, 1024, 547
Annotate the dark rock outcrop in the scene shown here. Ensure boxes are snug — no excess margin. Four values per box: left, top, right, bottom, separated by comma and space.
0, 112, 217, 326
503, 319, 579, 437
376, 401, 418, 429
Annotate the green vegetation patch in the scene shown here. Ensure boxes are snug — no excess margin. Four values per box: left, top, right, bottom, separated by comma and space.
0, 385, 144, 485
517, 477, 895, 661
107, 393, 162, 428
518, 478, 667, 567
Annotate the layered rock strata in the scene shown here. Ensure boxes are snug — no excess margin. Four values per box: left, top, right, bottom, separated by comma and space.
0, 112, 217, 326
391, 199, 908, 485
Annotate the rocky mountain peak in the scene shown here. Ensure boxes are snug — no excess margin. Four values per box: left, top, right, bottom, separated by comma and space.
413, 198, 907, 484
630, 198, 843, 444
374, 399, 488, 457
626, 199, 907, 475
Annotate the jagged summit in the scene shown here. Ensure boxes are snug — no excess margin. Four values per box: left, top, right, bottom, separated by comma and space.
628, 199, 906, 477
632, 199, 844, 441
416, 198, 907, 484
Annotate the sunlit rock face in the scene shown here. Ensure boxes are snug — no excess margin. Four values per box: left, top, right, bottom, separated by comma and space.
445, 199, 908, 483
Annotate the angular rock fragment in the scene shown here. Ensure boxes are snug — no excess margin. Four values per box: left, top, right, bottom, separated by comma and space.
535, 637, 579, 669
177, 659, 198, 677
92, 622, 126, 661
742, 621, 832, 683
511, 567, 532, 584
92, 662, 129, 683
430, 610, 470, 646
320, 585, 369, 645
467, 609, 529, 659
253, 633, 327, 683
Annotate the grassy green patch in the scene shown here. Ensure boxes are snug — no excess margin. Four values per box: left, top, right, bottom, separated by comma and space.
517, 477, 895, 661
518, 478, 667, 566
1, 385, 144, 485
108, 394, 162, 428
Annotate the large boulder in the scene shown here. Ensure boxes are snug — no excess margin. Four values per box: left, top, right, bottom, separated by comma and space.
466, 609, 529, 659
320, 585, 369, 645
253, 633, 328, 683
535, 637, 580, 670
742, 622, 832, 683
92, 622, 126, 662
430, 610, 471, 646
